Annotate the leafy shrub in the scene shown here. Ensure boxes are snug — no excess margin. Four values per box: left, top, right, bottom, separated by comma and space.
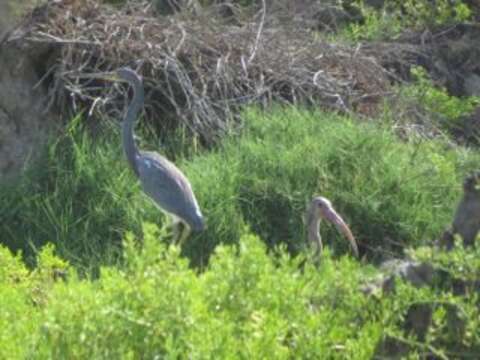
341, 0, 474, 41
0, 225, 479, 358
400, 66, 480, 130
397, 0, 473, 27
0, 225, 382, 358
342, 3, 403, 41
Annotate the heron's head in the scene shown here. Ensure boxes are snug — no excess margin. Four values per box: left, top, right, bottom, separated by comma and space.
307, 196, 359, 257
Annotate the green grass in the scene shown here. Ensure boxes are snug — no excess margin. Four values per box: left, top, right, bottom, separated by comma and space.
1, 108, 479, 270
0, 117, 156, 271
395, 66, 480, 132
1, 106, 480, 357
188, 107, 479, 264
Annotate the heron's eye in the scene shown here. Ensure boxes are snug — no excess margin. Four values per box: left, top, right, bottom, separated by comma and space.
317, 202, 323, 208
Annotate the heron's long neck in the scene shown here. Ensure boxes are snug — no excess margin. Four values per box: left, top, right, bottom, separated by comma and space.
123, 80, 144, 176
307, 213, 323, 256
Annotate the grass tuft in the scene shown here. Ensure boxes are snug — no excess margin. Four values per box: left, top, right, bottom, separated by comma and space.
187, 107, 479, 263
1, 108, 479, 269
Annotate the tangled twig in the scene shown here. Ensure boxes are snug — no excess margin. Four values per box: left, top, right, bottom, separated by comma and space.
12, 0, 391, 143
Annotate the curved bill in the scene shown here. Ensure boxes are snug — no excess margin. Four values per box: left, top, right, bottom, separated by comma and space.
322, 206, 359, 258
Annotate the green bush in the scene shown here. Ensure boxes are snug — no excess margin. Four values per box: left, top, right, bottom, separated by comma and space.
400, 66, 480, 130
0, 225, 382, 358
341, 0, 474, 41
0, 225, 479, 358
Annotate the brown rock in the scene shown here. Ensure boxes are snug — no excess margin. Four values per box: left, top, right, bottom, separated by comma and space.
0, 2, 59, 181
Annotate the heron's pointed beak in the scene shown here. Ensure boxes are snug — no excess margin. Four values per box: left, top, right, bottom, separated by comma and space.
322, 206, 359, 258
77, 71, 122, 82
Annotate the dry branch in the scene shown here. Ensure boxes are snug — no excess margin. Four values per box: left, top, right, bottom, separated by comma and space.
11, 0, 392, 143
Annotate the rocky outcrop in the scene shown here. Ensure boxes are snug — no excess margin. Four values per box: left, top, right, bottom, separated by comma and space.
0, 0, 58, 181
363, 171, 480, 358
440, 170, 480, 248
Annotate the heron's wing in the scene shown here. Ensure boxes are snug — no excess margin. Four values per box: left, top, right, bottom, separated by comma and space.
137, 151, 201, 222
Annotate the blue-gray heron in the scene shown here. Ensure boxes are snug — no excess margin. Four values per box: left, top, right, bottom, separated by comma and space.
85, 67, 205, 244
306, 197, 359, 257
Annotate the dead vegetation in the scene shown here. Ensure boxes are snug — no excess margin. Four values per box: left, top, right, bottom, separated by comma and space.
7, 0, 395, 143
5, 0, 479, 144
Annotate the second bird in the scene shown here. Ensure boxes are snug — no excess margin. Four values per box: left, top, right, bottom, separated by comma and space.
306, 196, 359, 258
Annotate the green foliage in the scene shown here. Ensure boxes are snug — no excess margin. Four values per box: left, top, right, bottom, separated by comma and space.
341, 0, 473, 41
1, 1, 479, 357
2, 108, 479, 269
0, 244, 58, 359
0, 226, 383, 358
0, 116, 165, 270
0, 225, 479, 358
399, 0, 473, 27
188, 107, 479, 263
400, 66, 480, 130
342, 3, 403, 41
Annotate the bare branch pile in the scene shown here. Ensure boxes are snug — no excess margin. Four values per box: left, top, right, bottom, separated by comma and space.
14, 0, 391, 142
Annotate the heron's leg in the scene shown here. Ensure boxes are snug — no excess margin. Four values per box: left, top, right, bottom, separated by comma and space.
312, 239, 323, 258
307, 240, 323, 268
170, 216, 182, 244
176, 222, 192, 247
